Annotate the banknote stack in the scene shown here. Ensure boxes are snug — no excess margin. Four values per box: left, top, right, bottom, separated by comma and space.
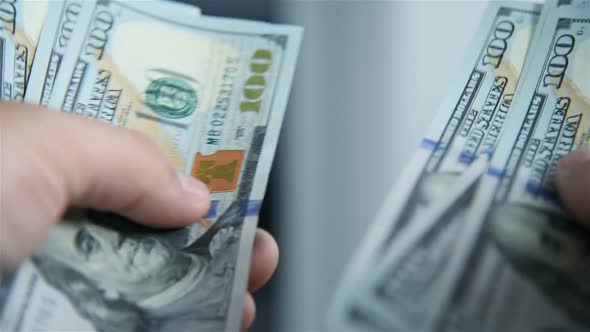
330, 1, 590, 331
0, 1, 301, 331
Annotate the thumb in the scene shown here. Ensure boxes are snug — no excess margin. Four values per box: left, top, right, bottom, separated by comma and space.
1, 104, 210, 268
555, 148, 590, 224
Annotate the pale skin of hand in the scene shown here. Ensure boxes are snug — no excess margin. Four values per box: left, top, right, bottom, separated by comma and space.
0, 104, 278, 331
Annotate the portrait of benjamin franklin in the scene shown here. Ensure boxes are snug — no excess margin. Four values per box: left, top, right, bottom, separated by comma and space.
31, 203, 245, 332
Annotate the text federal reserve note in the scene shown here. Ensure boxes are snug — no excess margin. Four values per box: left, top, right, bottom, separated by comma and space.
328, 2, 541, 329
0, 2, 302, 332
437, 3, 590, 332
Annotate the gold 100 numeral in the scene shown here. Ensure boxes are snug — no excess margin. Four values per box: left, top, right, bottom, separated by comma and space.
240, 49, 273, 112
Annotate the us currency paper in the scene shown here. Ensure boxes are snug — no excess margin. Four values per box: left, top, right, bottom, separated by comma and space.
359, 156, 489, 331
25, 0, 202, 105
356, 2, 567, 330
24, 1, 95, 105
0, 2, 302, 332
328, 2, 541, 329
433, 3, 590, 331
0, 0, 49, 100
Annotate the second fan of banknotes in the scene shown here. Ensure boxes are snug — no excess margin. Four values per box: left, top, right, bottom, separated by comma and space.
330, 1, 590, 331
0, 1, 302, 332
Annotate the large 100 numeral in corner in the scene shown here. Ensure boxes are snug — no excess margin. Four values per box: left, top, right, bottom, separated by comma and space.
240, 49, 272, 112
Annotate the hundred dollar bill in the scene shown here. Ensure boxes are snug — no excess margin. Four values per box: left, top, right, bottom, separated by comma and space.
355, 2, 568, 330
25, 0, 201, 106
24, 1, 95, 105
358, 156, 489, 331
0, 0, 49, 100
328, 2, 541, 329
434, 3, 590, 332
0, 2, 302, 332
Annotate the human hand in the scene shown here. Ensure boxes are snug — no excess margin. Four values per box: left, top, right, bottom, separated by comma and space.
555, 148, 590, 223
0, 104, 278, 330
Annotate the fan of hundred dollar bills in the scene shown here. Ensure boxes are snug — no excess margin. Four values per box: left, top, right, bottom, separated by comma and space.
0, 1, 301, 331
330, 1, 590, 331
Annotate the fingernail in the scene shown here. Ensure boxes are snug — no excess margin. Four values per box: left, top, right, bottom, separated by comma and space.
557, 148, 590, 174
177, 172, 209, 198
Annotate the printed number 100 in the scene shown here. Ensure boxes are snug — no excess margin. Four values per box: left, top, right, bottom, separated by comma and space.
240, 49, 273, 112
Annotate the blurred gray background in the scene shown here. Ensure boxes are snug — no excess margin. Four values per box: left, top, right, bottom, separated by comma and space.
186, 1, 487, 331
